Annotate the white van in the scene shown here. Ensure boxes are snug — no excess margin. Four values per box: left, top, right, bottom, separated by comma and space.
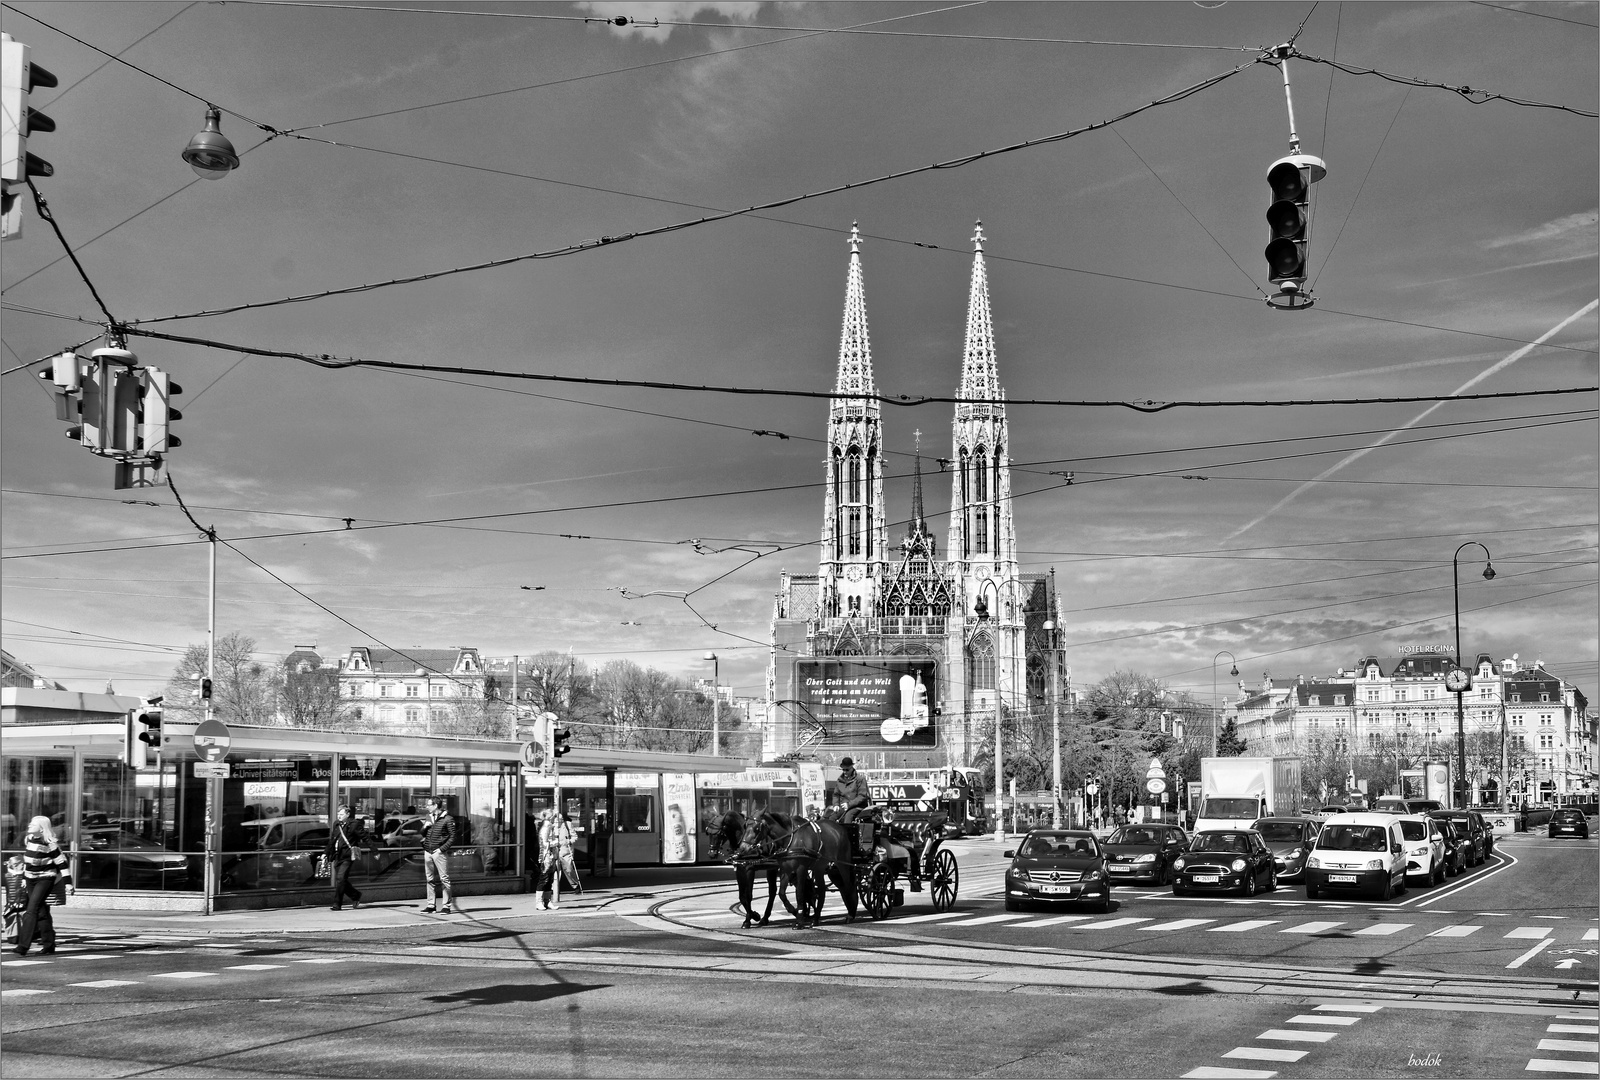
1303, 812, 1408, 900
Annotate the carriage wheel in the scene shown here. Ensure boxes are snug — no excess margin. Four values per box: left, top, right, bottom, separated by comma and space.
929, 848, 958, 911
865, 864, 894, 920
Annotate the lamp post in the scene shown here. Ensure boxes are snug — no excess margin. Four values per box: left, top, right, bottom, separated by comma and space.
1212, 651, 1239, 757
1452, 542, 1495, 810
704, 652, 720, 756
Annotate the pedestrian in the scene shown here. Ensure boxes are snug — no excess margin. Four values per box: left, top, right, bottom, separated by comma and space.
325, 804, 368, 911
14, 815, 72, 956
419, 796, 461, 915
533, 810, 556, 909
556, 813, 582, 895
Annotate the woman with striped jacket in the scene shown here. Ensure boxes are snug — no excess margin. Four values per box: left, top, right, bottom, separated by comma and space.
14, 816, 73, 956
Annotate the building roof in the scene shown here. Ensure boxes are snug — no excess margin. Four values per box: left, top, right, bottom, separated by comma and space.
343, 647, 482, 676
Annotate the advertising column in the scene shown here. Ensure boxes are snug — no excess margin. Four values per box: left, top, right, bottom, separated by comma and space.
662, 773, 696, 864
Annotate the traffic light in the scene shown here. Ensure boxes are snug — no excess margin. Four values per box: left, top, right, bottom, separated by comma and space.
553, 727, 571, 758
2, 33, 58, 241
200, 677, 212, 701
139, 367, 182, 454
1263, 153, 1325, 301
109, 365, 142, 455
123, 709, 147, 769
136, 695, 163, 757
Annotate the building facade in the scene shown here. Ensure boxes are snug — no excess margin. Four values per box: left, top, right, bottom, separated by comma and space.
337, 646, 490, 733
767, 225, 1062, 769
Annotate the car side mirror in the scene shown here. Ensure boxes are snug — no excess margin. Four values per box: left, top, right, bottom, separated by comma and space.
1003, 849, 1016, 858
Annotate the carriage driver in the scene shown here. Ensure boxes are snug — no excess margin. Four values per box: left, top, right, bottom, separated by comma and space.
831, 758, 875, 852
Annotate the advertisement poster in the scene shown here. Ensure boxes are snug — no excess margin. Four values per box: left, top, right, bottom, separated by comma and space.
797, 763, 826, 818
794, 658, 938, 748
662, 772, 696, 864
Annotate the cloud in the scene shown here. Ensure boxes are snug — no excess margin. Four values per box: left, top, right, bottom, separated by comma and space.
1483, 209, 1598, 251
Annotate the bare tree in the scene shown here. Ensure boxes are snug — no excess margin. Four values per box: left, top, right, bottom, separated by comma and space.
162, 633, 278, 726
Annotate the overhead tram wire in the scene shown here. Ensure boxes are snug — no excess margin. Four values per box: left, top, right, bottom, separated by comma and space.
1285, 47, 1598, 117
1469, 1, 1600, 27
23, 181, 119, 329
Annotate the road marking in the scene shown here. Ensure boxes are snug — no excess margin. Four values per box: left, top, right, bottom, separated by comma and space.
1507, 927, 1553, 940
1147, 919, 1216, 931
69, 980, 139, 988
1526, 1059, 1599, 1075
943, 913, 1032, 927
1548, 1025, 1599, 1035
58, 954, 120, 960
890, 912, 965, 924
1258, 1029, 1337, 1043
290, 958, 348, 964
1223, 1047, 1307, 1062
1181, 1068, 1278, 1079
1287, 1014, 1360, 1026
1210, 920, 1279, 933
1279, 921, 1343, 934
1538, 1041, 1600, 1053
1508, 939, 1556, 969
1584, 929, 1598, 941
150, 971, 217, 979
1076, 917, 1153, 930
1314, 1004, 1383, 1012
226, 964, 286, 971
2, 959, 51, 966
1025, 915, 1095, 927
1352, 923, 1411, 936
1430, 925, 1483, 937
1, 988, 54, 996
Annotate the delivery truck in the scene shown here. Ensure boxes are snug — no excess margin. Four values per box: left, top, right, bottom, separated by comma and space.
1193, 756, 1302, 834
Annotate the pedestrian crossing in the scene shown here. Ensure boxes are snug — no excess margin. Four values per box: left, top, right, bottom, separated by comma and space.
1526, 1009, 1599, 1076
1184, 1002, 1383, 1079
0, 953, 367, 997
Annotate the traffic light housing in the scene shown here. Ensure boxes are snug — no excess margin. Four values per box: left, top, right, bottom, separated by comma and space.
123, 709, 147, 769
1263, 153, 1325, 303
126, 695, 163, 765
139, 367, 182, 454
2, 33, 58, 241
553, 727, 571, 758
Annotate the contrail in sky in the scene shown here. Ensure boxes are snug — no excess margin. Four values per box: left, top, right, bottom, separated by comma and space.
1224, 298, 1599, 543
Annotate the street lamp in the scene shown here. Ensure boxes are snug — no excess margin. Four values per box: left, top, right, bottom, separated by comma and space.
704, 652, 720, 757
1452, 542, 1495, 809
975, 579, 1004, 840
182, 106, 240, 180
1212, 651, 1239, 757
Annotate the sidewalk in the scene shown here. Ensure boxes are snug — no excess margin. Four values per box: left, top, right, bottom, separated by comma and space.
54, 863, 740, 937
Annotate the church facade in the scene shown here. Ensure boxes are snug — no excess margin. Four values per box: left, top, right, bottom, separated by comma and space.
766, 225, 1062, 769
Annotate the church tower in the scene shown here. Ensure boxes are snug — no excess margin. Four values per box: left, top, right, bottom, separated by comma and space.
818, 225, 888, 620
947, 223, 1022, 725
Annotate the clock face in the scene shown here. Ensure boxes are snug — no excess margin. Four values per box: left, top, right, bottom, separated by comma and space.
1445, 668, 1471, 692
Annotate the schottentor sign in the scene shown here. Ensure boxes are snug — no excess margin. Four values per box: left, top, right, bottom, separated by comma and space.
794, 657, 938, 748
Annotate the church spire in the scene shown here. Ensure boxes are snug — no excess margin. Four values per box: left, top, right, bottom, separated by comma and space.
958, 221, 1001, 402
834, 223, 875, 397
910, 430, 927, 538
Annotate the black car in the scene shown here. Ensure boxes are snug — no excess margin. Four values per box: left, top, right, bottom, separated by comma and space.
1172, 830, 1277, 896
1003, 830, 1111, 912
1101, 824, 1189, 886
1428, 810, 1488, 866
1433, 818, 1468, 878
1251, 817, 1321, 883
1549, 809, 1591, 839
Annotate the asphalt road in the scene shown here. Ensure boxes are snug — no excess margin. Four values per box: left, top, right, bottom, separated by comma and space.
2, 829, 1594, 1078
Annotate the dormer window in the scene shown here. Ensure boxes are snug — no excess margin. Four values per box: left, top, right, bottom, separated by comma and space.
1511, 694, 1521, 703
1333, 695, 1345, 706
1308, 695, 1320, 706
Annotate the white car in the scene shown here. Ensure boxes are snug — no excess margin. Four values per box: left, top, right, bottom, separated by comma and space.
1395, 814, 1447, 886
1303, 813, 1409, 901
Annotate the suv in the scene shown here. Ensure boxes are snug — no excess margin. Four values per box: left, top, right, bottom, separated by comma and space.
1304, 813, 1408, 900
1396, 815, 1447, 886
1428, 810, 1489, 866
1549, 808, 1591, 839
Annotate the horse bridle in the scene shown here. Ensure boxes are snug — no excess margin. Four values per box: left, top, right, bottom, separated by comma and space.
740, 815, 817, 862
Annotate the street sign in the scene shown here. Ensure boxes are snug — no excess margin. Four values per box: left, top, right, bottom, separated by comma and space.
193, 761, 231, 778
520, 740, 546, 772
192, 718, 231, 762
1085, 782, 1099, 796
1145, 777, 1167, 795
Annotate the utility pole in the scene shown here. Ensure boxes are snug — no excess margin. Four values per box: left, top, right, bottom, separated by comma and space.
202, 526, 218, 916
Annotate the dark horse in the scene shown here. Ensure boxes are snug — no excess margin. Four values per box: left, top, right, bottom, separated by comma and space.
738, 811, 858, 928
705, 810, 803, 928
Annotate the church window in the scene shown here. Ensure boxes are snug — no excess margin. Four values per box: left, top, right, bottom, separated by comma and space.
970, 633, 995, 691
975, 509, 989, 554
974, 449, 989, 501
848, 448, 862, 502
848, 509, 861, 555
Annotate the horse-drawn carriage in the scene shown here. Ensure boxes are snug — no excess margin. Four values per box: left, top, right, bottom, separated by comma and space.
709, 806, 959, 926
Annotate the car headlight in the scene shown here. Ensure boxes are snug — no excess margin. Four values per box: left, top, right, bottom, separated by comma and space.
1134, 853, 1156, 864
1410, 846, 1429, 856
1009, 869, 1030, 882
1231, 857, 1247, 871
1173, 857, 1186, 870
1287, 847, 1303, 860
1366, 859, 1385, 870
1306, 855, 1321, 869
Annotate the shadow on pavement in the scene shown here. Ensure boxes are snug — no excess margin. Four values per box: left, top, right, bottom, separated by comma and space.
424, 982, 608, 1006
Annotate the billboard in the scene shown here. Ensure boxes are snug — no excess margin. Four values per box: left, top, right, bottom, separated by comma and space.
794, 657, 937, 748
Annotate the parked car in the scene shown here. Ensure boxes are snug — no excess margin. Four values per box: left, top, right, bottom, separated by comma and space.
1433, 818, 1468, 878
223, 825, 331, 889
1428, 810, 1489, 866
1003, 830, 1111, 913
1548, 808, 1591, 839
1304, 813, 1408, 900
1373, 797, 1442, 815
239, 814, 329, 851
1251, 816, 1321, 883
1396, 815, 1447, 886
1171, 830, 1276, 896
1101, 824, 1189, 886
78, 830, 191, 889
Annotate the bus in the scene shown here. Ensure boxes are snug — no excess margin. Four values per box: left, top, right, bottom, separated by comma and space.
860, 766, 986, 835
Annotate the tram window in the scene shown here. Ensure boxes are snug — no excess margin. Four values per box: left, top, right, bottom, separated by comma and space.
616, 794, 654, 833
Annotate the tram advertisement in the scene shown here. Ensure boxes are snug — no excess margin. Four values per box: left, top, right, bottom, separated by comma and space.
794, 658, 937, 747
662, 772, 697, 863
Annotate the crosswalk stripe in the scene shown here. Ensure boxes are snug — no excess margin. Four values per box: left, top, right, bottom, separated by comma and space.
150, 971, 216, 979
1210, 920, 1279, 933
1181, 1068, 1278, 1078
1223, 1047, 1307, 1062
1430, 925, 1483, 937
891, 911, 966, 924
1353, 923, 1411, 936
1583, 928, 1598, 941
1526, 1059, 1599, 1075
1538, 1040, 1600, 1053
1076, 917, 1153, 930
226, 964, 286, 971
1315, 1004, 1383, 1012
1507, 927, 1552, 939
1279, 921, 1343, 935
1026, 915, 1095, 927
944, 913, 1031, 927
1287, 1015, 1359, 1026
1258, 1029, 1337, 1043
58, 954, 118, 960
1, 988, 54, 996
1147, 919, 1216, 931
69, 980, 138, 988
1549, 1025, 1599, 1035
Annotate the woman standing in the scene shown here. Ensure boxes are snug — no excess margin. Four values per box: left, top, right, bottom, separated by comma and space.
14, 816, 72, 956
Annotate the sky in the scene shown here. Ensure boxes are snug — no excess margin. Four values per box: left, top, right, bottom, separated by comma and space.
2, 1, 1596, 719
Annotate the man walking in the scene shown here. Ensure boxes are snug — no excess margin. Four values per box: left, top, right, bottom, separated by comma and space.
420, 796, 461, 915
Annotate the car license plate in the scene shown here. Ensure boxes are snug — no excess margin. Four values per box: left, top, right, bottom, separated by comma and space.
1193, 874, 1219, 883
1108, 865, 1132, 873
1038, 884, 1074, 894
1330, 873, 1357, 883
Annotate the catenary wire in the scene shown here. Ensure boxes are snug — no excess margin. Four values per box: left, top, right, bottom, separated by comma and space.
1286, 46, 1598, 117
1469, 1, 1600, 27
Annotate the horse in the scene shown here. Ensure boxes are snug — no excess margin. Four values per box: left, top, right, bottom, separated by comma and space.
739, 811, 858, 927
705, 810, 798, 928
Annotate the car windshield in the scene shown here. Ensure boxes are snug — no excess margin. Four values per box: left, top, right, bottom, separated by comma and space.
1201, 798, 1260, 818
1399, 821, 1428, 841
1107, 827, 1158, 846
1191, 833, 1248, 853
1254, 822, 1304, 843
1020, 835, 1096, 858
1318, 824, 1389, 852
